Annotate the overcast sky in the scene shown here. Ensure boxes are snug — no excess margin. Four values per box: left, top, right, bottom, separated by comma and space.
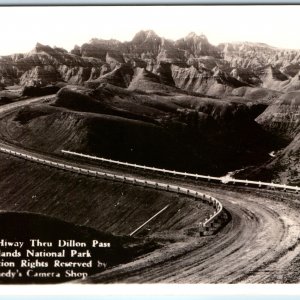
0, 5, 299, 55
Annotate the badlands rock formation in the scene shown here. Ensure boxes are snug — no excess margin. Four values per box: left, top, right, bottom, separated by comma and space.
1, 30, 300, 98
0, 30, 299, 183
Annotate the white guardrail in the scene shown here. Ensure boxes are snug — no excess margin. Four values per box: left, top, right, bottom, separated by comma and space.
61, 150, 300, 194
0, 146, 225, 236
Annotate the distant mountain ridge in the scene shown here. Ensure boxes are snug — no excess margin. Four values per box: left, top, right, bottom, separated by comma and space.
1, 30, 300, 97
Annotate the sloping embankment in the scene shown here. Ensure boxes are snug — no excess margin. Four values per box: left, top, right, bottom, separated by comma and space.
0, 152, 213, 239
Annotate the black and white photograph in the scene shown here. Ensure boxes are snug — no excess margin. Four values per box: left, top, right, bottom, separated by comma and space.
0, 4, 299, 285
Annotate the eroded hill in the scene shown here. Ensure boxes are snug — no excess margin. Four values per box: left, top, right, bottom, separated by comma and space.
0, 84, 276, 176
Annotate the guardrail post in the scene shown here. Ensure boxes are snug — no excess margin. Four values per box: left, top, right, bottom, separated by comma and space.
199, 222, 205, 237
212, 200, 216, 209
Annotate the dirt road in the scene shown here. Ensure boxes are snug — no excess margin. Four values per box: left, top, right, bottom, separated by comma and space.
83, 185, 300, 283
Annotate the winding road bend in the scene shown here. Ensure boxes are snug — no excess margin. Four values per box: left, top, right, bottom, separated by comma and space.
0, 96, 300, 283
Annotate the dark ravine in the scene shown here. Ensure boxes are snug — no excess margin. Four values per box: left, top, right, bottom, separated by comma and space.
236, 91, 300, 185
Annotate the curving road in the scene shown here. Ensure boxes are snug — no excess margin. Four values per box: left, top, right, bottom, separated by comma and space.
83, 184, 300, 283
0, 96, 300, 283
